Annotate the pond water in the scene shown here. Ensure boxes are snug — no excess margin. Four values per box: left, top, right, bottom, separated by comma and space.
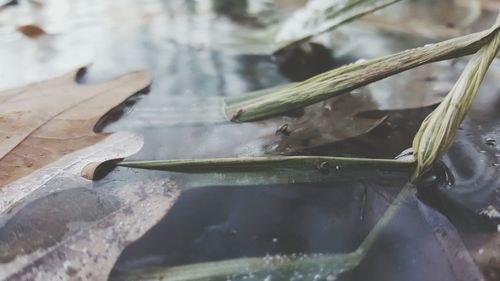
0, 0, 499, 280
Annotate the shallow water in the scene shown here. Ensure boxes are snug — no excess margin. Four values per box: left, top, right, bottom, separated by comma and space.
0, 0, 499, 280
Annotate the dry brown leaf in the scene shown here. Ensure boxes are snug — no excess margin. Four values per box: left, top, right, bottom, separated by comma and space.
0, 67, 151, 187
16, 24, 47, 38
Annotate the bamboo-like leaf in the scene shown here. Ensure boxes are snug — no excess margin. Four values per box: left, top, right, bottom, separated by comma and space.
225, 22, 500, 122
118, 156, 414, 173
274, 0, 401, 51
115, 156, 414, 188
412, 14, 500, 178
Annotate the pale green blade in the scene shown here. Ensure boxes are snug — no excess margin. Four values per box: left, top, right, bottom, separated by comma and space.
225, 23, 500, 122
118, 156, 414, 173
111, 251, 362, 281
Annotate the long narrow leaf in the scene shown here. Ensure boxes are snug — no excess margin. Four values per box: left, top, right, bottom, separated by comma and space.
111, 252, 362, 281
118, 156, 414, 173
225, 23, 500, 122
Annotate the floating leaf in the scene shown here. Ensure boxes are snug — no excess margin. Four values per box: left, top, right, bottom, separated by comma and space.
117, 156, 414, 189
0, 67, 151, 187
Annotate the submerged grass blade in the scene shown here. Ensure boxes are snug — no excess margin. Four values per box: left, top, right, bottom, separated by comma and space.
110, 181, 415, 281
225, 22, 500, 122
112, 252, 362, 281
275, 0, 401, 51
118, 156, 414, 173
412, 14, 500, 178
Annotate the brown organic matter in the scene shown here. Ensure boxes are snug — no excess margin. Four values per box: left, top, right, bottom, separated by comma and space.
16, 24, 47, 38
0, 67, 151, 187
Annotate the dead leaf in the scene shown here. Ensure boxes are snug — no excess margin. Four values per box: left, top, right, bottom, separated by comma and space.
258, 93, 388, 154
240, 61, 451, 155
0, 130, 180, 280
16, 24, 47, 38
0, 67, 151, 187
0, 178, 180, 280
0, 131, 144, 213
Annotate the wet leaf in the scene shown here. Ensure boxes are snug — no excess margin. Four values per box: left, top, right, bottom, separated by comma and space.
0, 67, 151, 186
16, 24, 46, 38
0, 178, 180, 280
0, 129, 180, 280
111, 252, 362, 281
274, 0, 401, 51
118, 155, 414, 173
226, 22, 500, 122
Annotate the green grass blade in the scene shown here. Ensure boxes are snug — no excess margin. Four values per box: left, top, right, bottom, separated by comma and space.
225, 22, 500, 122
118, 156, 414, 173
111, 252, 362, 281
109, 181, 415, 281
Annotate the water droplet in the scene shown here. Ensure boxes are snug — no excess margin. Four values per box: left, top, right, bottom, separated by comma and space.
229, 228, 238, 236
316, 161, 329, 173
485, 137, 496, 146
326, 273, 338, 281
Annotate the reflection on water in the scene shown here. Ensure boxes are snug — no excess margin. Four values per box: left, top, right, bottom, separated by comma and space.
1, 0, 499, 280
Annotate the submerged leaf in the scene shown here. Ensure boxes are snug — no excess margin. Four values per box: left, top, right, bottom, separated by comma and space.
112, 252, 362, 281
110, 182, 419, 281
0, 178, 180, 281
0, 130, 180, 280
275, 0, 401, 51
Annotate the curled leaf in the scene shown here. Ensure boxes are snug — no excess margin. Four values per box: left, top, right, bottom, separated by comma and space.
412, 15, 500, 178
0, 67, 151, 187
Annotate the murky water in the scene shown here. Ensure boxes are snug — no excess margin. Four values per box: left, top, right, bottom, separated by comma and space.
0, 0, 499, 280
